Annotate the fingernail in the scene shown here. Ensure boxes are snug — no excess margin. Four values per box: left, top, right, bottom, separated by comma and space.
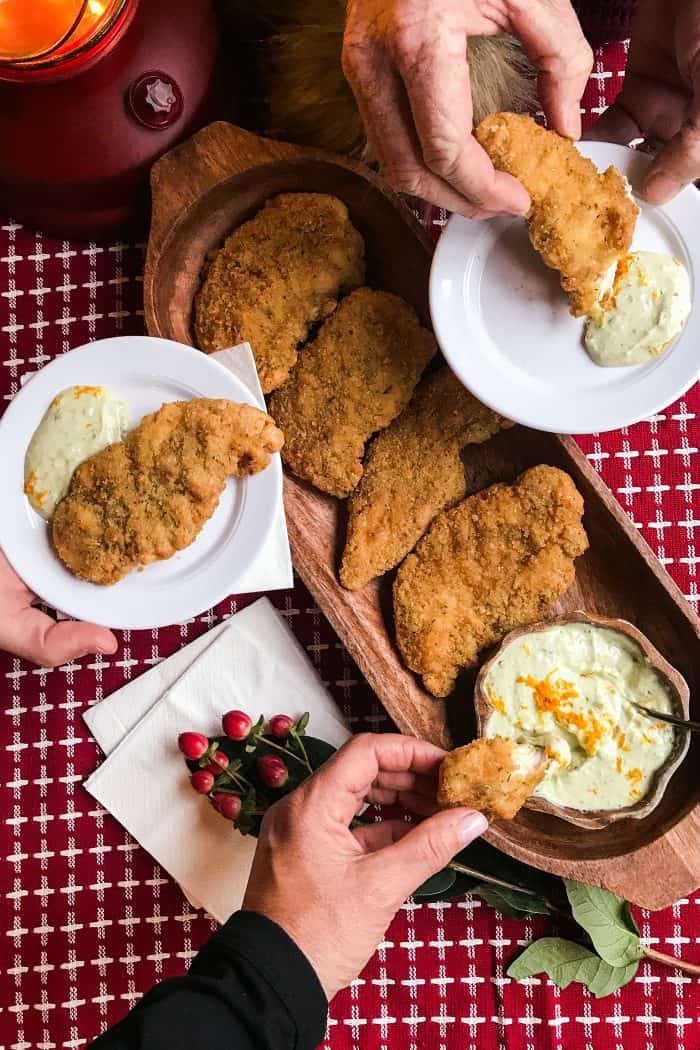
458, 811, 489, 843
97, 641, 118, 655
643, 173, 680, 205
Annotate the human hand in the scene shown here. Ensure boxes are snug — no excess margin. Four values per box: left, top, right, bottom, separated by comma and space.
0, 550, 117, 667
586, 0, 700, 204
342, 0, 593, 218
242, 732, 487, 999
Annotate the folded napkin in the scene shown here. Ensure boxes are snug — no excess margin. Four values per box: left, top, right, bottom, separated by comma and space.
83, 598, 351, 922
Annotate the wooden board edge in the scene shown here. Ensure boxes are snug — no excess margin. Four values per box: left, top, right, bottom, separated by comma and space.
485, 811, 700, 910
558, 434, 700, 640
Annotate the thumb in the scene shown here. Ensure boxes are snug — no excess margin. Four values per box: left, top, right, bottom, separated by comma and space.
643, 110, 700, 203
4, 608, 118, 667
368, 808, 488, 900
643, 36, 700, 203
36, 619, 118, 667
583, 100, 642, 145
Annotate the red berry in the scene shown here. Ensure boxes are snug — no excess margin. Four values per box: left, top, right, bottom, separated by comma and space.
268, 714, 294, 739
257, 753, 289, 789
178, 731, 209, 761
205, 750, 229, 774
222, 710, 252, 741
212, 793, 242, 821
190, 770, 215, 794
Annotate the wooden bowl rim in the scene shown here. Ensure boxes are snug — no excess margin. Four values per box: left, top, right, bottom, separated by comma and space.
474, 610, 691, 830
144, 150, 435, 346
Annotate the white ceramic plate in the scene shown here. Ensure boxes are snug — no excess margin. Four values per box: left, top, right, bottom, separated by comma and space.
0, 337, 282, 629
430, 142, 700, 434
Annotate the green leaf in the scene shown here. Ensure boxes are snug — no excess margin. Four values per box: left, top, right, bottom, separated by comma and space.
472, 883, 550, 918
295, 712, 310, 735
507, 937, 639, 997
413, 868, 457, 899
564, 880, 644, 967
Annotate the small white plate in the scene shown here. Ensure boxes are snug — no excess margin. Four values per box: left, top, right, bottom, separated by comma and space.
430, 142, 700, 434
0, 337, 282, 630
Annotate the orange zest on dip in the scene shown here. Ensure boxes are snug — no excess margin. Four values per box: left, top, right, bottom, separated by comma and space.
483, 622, 677, 813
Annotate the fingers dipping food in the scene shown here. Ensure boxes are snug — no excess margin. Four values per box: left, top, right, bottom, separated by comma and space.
475, 113, 639, 318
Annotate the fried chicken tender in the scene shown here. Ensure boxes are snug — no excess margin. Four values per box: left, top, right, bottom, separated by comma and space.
393, 465, 589, 697
475, 113, 639, 317
194, 193, 365, 392
340, 367, 511, 589
269, 288, 437, 497
438, 737, 546, 822
52, 399, 283, 585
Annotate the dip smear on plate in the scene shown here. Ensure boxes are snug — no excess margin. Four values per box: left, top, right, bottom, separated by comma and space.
24, 385, 130, 520
483, 622, 676, 811
585, 252, 691, 367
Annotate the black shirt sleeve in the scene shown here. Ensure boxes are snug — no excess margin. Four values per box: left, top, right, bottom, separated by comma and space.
88, 911, 328, 1050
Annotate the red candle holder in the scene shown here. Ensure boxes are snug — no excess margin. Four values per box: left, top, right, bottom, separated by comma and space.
0, 0, 228, 240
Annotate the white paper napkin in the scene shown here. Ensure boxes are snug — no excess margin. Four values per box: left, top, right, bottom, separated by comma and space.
83, 598, 351, 922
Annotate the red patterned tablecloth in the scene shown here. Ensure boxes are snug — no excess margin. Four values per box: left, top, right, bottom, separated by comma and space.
3, 40, 700, 1050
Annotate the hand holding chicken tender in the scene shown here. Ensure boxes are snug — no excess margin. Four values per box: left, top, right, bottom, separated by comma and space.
476, 113, 639, 317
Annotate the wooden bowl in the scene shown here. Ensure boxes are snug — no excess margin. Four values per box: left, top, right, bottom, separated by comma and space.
474, 612, 691, 830
143, 122, 434, 348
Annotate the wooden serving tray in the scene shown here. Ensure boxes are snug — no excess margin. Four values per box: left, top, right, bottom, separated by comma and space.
144, 121, 700, 910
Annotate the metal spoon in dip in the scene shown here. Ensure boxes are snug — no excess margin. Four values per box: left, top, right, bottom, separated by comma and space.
631, 701, 700, 734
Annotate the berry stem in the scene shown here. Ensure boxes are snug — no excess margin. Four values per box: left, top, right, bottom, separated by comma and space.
257, 734, 313, 774
214, 762, 252, 793
643, 947, 700, 976
289, 728, 311, 771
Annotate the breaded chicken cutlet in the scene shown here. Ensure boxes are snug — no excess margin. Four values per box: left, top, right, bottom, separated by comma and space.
475, 113, 639, 317
393, 465, 588, 697
340, 367, 511, 589
52, 399, 283, 585
438, 737, 546, 822
269, 288, 437, 498
194, 193, 365, 393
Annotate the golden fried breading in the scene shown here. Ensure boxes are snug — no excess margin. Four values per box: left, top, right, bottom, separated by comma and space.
393, 465, 588, 697
269, 288, 437, 497
438, 737, 546, 821
194, 193, 365, 392
340, 367, 511, 589
475, 113, 639, 317
52, 399, 283, 585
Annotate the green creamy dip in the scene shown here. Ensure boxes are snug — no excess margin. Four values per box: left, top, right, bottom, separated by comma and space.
483, 622, 676, 811
24, 385, 130, 520
585, 251, 691, 367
